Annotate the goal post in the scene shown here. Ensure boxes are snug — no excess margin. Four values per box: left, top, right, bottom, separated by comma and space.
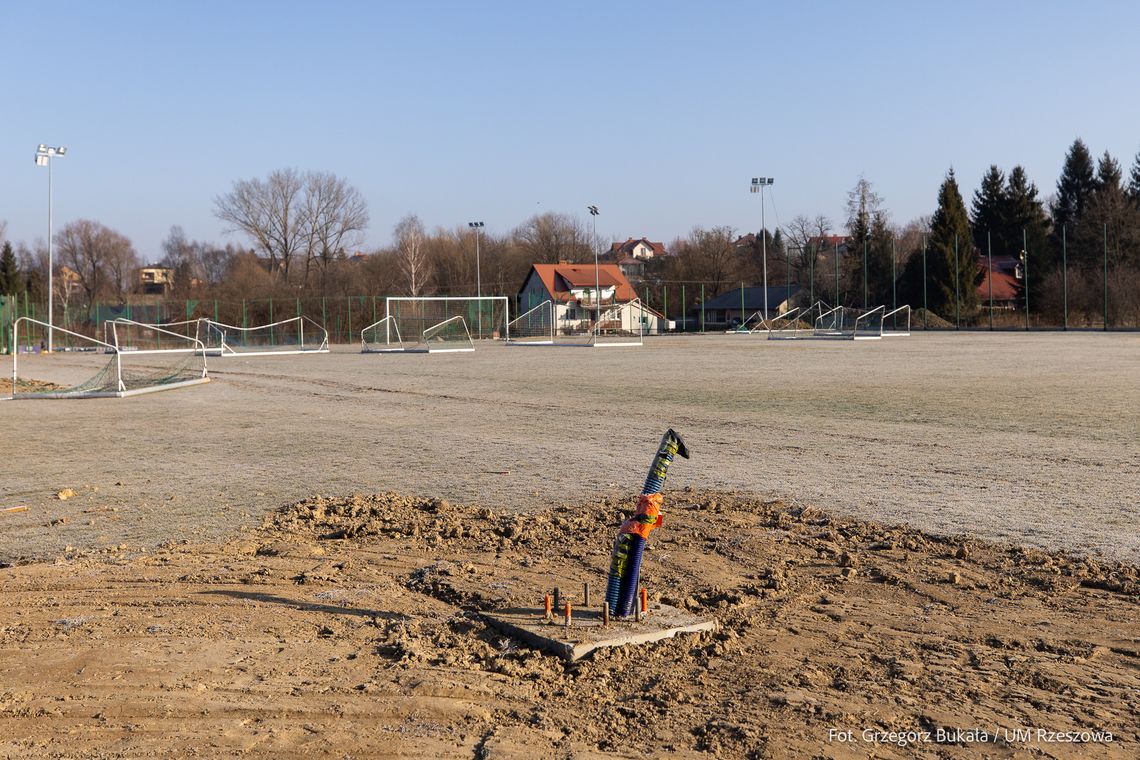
881, 305, 911, 337
593, 298, 644, 347
385, 296, 509, 345
506, 300, 555, 345
11, 317, 209, 399
202, 316, 329, 355
853, 305, 885, 340
361, 315, 404, 353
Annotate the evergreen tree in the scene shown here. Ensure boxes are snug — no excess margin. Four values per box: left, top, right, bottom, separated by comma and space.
970, 165, 1009, 256
1128, 149, 1140, 203
1051, 138, 1096, 234
1005, 166, 1050, 305
1080, 151, 1140, 269
844, 176, 885, 307
927, 169, 976, 321
0, 241, 19, 294
865, 212, 895, 308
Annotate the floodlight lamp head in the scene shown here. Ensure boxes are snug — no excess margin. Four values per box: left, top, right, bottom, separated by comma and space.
587, 205, 599, 216
57, 147, 67, 156
35, 155, 48, 166
38, 144, 47, 153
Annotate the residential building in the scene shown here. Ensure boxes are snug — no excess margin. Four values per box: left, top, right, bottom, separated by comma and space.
607, 237, 667, 260
517, 261, 671, 334
136, 266, 174, 296
691, 285, 802, 327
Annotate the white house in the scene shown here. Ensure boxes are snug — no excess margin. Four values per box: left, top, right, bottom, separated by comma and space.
517, 262, 672, 335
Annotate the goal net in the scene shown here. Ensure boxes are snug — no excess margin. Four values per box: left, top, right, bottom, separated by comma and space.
506, 300, 555, 345
11, 317, 209, 399
810, 306, 884, 340
202, 316, 329, 355
361, 316, 405, 353
881, 305, 911, 337
593, 298, 644, 347
385, 297, 508, 345
766, 301, 829, 340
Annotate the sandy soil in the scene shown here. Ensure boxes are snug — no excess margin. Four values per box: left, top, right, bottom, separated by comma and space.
0, 491, 1136, 758
1, 332, 1138, 757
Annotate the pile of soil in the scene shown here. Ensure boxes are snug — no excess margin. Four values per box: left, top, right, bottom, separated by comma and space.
1, 490, 1136, 758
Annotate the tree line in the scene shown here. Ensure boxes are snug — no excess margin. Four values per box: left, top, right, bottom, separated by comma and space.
2, 137, 1139, 327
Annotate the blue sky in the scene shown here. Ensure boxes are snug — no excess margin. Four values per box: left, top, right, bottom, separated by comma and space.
3, 1, 1139, 261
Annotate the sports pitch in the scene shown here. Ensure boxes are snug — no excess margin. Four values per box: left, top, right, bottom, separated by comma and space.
2, 331, 1137, 564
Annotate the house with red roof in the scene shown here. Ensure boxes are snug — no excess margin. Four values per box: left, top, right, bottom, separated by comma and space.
977, 255, 1023, 309
517, 261, 671, 334
607, 238, 667, 260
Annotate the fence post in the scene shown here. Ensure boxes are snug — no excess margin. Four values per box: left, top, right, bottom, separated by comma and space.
663, 284, 668, 332
891, 237, 896, 327
954, 234, 960, 330
834, 241, 840, 307
863, 238, 868, 310
681, 284, 685, 332
1062, 226, 1068, 330
987, 231, 993, 331
1023, 228, 1029, 331
1103, 222, 1109, 330
700, 284, 705, 333
269, 297, 275, 344
740, 282, 744, 326
347, 297, 352, 344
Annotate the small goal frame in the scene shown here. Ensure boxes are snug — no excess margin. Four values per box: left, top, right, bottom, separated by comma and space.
202, 316, 329, 356
384, 296, 510, 344
11, 317, 209, 399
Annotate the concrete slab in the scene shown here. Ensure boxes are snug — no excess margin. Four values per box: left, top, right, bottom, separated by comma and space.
481, 603, 717, 662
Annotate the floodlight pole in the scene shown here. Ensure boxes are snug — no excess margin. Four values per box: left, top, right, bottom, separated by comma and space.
751, 178, 773, 319
36, 144, 66, 352
588, 205, 600, 329
468, 221, 484, 338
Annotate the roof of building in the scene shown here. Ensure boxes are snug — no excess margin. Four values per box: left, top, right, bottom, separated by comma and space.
608, 237, 667, 256
525, 263, 638, 303
697, 285, 802, 312
977, 268, 1020, 302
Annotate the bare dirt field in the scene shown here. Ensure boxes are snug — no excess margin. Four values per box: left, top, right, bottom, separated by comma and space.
1, 332, 1138, 758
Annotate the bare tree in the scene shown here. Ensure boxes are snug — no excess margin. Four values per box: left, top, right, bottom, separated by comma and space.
55, 219, 139, 311
511, 213, 592, 264
846, 176, 886, 239
213, 168, 308, 279
303, 171, 370, 288
394, 214, 431, 296
669, 226, 737, 296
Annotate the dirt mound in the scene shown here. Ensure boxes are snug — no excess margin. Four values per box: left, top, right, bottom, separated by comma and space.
1, 490, 1136, 758
911, 308, 954, 329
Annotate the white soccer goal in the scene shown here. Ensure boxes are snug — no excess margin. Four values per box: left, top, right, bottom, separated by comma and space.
360, 315, 405, 352
853, 305, 885, 340
505, 300, 555, 345
881, 305, 912, 337
813, 306, 850, 338
593, 298, 645, 347
385, 296, 509, 346
201, 316, 329, 356
11, 317, 209, 399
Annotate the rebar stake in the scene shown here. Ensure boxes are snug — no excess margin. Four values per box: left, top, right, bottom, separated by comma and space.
564, 602, 572, 628
602, 602, 610, 627
544, 593, 553, 622
583, 582, 591, 607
